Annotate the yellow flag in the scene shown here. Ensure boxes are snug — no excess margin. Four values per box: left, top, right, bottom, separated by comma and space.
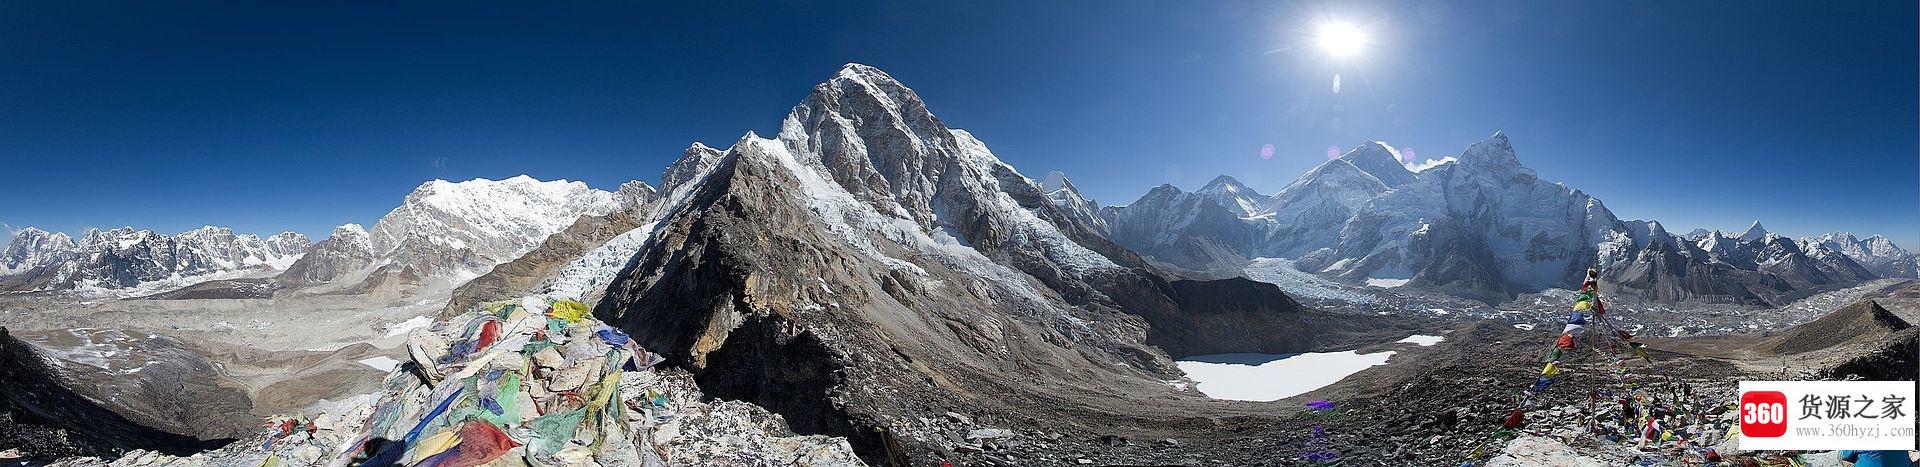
549, 299, 592, 323
1541, 362, 1561, 377
1572, 300, 1592, 311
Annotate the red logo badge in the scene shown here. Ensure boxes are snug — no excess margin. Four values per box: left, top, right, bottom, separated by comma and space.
1740, 391, 1789, 437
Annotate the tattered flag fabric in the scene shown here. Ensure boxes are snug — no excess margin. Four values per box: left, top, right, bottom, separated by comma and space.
1562, 323, 1587, 336
1541, 362, 1561, 377
549, 299, 592, 323
1572, 300, 1593, 311
1567, 312, 1587, 325
1503, 409, 1526, 429
1555, 334, 1576, 350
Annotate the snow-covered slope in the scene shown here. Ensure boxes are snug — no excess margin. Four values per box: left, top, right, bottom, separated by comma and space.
0, 226, 310, 295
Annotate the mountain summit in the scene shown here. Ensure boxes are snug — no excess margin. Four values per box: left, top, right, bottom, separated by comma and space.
591, 63, 1404, 463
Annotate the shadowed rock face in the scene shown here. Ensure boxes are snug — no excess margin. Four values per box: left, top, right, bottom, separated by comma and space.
0, 328, 236, 462
594, 64, 1408, 465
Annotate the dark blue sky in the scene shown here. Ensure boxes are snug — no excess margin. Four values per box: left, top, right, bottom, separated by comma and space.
3, 0, 1916, 246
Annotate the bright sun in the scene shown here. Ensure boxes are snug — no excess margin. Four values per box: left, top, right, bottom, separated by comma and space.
1316, 21, 1366, 58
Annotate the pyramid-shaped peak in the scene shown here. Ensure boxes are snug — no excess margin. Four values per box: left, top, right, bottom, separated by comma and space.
1337, 142, 1416, 188
835, 62, 892, 80
1041, 171, 1076, 193
823, 63, 917, 97
1340, 141, 1400, 161
1461, 131, 1519, 165
1201, 175, 1248, 191
1739, 220, 1769, 241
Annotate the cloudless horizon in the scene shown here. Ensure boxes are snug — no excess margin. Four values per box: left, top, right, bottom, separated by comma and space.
3, 1, 1916, 247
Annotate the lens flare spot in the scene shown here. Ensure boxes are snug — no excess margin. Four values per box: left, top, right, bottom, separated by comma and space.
1260, 144, 1275, 159
1332, 74, 1342, 94
1401, 147, 1416, 162
1327, 145, 1341, 160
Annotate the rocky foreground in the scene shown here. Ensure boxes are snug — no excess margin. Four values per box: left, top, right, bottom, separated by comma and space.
41, 296, 864, 467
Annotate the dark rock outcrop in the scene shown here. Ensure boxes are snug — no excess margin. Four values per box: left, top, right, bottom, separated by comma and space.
0, 328, 235, 462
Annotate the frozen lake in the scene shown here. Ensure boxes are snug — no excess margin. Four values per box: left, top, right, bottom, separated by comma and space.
1176, 350, 1396, 402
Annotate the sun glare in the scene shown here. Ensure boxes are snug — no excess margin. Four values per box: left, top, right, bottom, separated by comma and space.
1316, 21, 1366, 58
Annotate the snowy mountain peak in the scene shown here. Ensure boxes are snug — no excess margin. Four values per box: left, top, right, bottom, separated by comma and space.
1199, 175, 1255, 195
1, 227, 77, 274
1041, 171, 1074, 193
1459, 131, 1527, 172
329, 223, 372, 249
661, 143, 726, 192
364, 175, 616, 278
1197, 175, 1268, 217
1037, 170, 1109, 233
765, 64, 1125, 279
1337, 142, 1417, 188
614, 180, 659, 210
1739, 220, 1770, 242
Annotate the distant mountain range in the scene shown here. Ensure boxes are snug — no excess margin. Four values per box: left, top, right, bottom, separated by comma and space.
0, 226, 308, 295
1097, 135, 1915, 305
0, 175, 649, 297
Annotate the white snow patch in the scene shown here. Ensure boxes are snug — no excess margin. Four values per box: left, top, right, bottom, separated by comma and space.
1397, 335, 1445, 346
543, 222, 659, 301
383, 315, 433, 338
1365, 278, 1409, 288
357, 356, 402, 372
1177, 351, 1396, 402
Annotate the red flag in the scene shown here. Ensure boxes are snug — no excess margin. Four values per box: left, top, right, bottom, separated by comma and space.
477, 320, 502, 349
1555, 333, 1576, 350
